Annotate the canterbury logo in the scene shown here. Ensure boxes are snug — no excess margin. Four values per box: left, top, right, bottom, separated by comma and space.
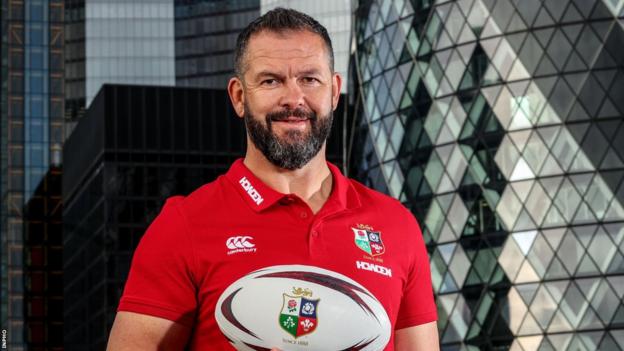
226, 236, 255, 249
226, 236, 257, 255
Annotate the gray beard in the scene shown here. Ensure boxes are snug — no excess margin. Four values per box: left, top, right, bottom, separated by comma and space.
244, 104, 333, 170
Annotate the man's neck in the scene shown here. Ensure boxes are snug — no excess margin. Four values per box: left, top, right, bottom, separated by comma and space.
243, 145, 333, 214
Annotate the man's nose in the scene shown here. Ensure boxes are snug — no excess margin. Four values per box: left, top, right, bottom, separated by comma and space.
279, 80, 305, 109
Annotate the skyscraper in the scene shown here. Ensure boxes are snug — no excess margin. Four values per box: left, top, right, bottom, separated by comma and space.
62, 85, 244, 350
175, 0, 260, 88
174, 0, 351, 92
65, 0, 175, 130
351, 0, 624, 349
1, 0, 65, 349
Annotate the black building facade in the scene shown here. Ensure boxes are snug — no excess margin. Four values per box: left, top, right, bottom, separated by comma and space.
23, 166, 64, 351
62, 84, 346, 349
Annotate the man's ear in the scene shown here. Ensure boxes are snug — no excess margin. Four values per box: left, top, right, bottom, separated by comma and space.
228, 77, 245, 118
331, 72, 342, 111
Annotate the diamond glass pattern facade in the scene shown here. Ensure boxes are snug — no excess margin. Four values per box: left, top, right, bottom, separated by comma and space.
351, 0, 624, 349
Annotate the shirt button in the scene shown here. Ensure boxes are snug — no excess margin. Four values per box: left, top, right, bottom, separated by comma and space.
311, 230, 318, 237
280, 196, 296, 205
300, 212, 308, 219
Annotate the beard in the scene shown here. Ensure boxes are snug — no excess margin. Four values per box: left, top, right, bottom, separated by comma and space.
244, 103, 333, 170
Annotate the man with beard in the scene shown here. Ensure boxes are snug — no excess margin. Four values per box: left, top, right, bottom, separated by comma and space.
107, 8, 438, 351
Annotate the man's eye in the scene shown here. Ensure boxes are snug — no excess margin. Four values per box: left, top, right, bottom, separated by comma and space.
262, 79, 278, 86
302, 77, 319, 84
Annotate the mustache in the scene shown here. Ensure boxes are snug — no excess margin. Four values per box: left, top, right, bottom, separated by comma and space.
266, 108, 317, 122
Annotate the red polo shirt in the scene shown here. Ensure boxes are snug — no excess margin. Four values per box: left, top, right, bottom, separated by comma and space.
118, 159, 437, 349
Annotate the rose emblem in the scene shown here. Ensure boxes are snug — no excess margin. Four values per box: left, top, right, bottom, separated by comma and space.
287, 299, 297, 312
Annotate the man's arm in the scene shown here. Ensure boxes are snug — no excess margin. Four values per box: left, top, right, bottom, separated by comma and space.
106, 311, 192, 351
395, 321, 440, 351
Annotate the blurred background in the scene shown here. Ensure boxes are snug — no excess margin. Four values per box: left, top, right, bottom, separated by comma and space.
0, 0, 623, 350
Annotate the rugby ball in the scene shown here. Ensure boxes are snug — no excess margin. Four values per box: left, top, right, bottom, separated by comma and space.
215, 265, 391, 351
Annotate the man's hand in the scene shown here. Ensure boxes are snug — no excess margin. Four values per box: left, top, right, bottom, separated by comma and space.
106, 311, 192, 351
395, 321, 440, 350
270, 322, 440, 351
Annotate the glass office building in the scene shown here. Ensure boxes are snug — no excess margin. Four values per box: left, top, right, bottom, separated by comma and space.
174, 0, 350, 91
1, 0, 65, 349
65, 0, 175, 128
175, 0, 260, 88
351, 0, 624, 349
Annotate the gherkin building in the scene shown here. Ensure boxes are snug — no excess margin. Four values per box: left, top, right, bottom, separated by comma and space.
349, 0, 624, 349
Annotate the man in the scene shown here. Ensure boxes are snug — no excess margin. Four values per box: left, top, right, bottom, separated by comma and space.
107, 8, 438, 350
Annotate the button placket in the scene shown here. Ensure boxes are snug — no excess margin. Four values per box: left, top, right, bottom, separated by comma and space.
308, 220, 324, 259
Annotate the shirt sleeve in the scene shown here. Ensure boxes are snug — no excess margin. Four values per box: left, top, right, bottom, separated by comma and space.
395, 208, 438, 329
117, 196, 198, 327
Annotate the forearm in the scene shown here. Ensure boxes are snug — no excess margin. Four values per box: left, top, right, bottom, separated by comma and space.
395, 321, 440, 351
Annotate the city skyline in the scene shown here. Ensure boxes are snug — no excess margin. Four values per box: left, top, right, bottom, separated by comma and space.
0, 1, 622, 350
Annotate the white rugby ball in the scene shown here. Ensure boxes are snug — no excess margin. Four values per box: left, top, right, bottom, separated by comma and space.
215, 265, 391, 351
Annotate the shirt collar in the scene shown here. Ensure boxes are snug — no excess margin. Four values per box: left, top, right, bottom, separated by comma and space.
224, 158, 361, 213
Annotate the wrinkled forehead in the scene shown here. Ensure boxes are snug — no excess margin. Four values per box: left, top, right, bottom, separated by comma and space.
242, 29, 332, 75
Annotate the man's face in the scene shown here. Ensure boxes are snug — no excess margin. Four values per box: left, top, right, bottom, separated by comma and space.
229, 29, 342, 170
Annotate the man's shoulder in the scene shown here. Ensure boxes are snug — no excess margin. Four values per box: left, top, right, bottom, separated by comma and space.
165, 175, 230, 218
346, 177, 407, 213
345, 177, 422, 239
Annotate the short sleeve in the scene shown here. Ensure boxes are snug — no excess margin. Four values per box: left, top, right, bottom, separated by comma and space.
117, 196, 198, 327
395, 209, 438, 329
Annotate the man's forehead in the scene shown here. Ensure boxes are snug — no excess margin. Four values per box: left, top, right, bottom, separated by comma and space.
243, 30, 330, 72
247, 30, 326, 56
